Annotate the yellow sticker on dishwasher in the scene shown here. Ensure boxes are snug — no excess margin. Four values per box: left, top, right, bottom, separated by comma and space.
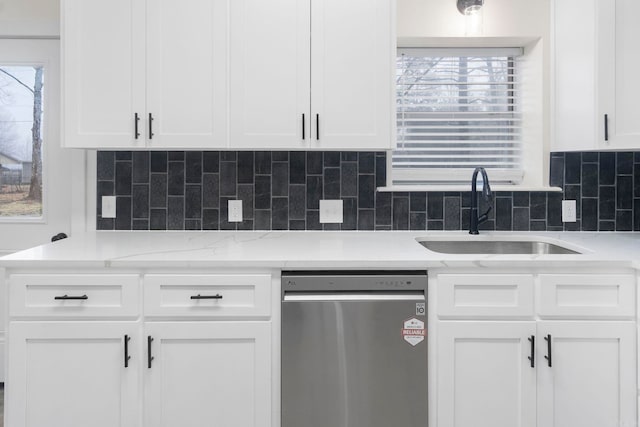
402, 317, 426, 346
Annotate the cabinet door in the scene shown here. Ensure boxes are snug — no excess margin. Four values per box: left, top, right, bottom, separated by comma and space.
229, 0, 310, 149
553, 0, 640, 151
310, 0, 393, 150
62, 0, 145, 148
437, 321, 536, 427
537, 322, 636, 427
146, 0, 228, 148
600, 0, 640, 149
552, 0, 600, 151
145, 322, 271, 427
7, 322, 139, 427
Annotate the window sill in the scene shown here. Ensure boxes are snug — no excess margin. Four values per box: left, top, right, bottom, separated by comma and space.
377, 185, 563, 193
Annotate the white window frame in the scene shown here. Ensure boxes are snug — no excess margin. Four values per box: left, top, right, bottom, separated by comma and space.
0, 39, 86, 253
393, 47, 523, 185
387, 40, 552, 192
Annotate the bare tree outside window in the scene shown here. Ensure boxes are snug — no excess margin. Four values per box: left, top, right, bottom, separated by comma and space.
0, 66, 44, 217
394, 49, 522, 184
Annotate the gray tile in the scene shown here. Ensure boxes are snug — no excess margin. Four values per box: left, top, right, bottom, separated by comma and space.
220, 161, 237, 196
203, 174, 220, 209
167, 197, 185, 230
133, 152, 150, 184
97, 151, 115, 180
289, 185, 306, 220
168, 161, 185, 196
444, 196, 461, 230
185, 152, 203, 184
132, 185, 149, 219
150, 174, 167, 208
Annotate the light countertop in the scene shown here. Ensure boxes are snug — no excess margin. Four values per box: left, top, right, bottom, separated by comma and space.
1, 231, 638, 270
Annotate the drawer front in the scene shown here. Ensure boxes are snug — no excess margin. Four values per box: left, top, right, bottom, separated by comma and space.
10, 274, 140, 318
437, 274, 534, 319
144, 274, 272, 318
539, 274, 635, 319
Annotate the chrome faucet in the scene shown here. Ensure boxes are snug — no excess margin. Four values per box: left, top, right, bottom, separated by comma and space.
469, 167, 493, 235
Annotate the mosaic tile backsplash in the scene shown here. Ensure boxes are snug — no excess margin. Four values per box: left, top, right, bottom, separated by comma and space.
96, 151, 640, 232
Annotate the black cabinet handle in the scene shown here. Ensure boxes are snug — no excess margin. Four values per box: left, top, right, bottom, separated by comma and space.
190, 294, 223, 300
149, 113, 154, 140
316, 114, 320, 140
124, 335, 131, 368
147, 336, 154, 369
604, 114, 609, 142
302, 114, 306, 140
54, 294, 88, 300
527, 335, 535, 368
544, 334, 552, 367
134, 113, 140, 139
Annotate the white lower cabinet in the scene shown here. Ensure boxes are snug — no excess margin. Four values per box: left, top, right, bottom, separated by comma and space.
435, 271, 637, 427
437, 322, 537, 427
144, 322, 272, 427
7, 322, 140, 427
537, 322, 636, 427
437, 321, 636, 427
5, 271, 274, 427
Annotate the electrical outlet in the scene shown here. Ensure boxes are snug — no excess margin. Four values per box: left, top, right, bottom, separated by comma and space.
319, 200, 343, 224
562, 200, 576, 223
228, 200, 243, 222
102, 196, 116, 218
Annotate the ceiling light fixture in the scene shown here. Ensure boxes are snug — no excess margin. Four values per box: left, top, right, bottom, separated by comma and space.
457, 0, 484, 15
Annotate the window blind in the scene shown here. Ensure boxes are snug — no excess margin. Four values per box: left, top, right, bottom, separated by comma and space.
394, 47, 524, 185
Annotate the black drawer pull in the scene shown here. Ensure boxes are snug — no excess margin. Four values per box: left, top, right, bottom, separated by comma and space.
149, 113, 154, 140
544, 334, 552, 367
124, 335, 131, 368
604, 114, 609, 142
190, 294, 223, 300
54, 294, 88, 301
134, 113, 140, 139
316, 114, 320, 140
527, 335, 535, 368
302, 113, 305, 140
148, 336, 154, 369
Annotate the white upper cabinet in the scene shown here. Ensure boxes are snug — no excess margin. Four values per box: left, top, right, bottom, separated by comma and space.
62, 0, 228, 149
310, 0, 393, 150
229, 0, 311, 149
552, 0, 640, 151
62, 0, 145, 148
230, 0, 394, 150
64, 0, 394, 150
146, 0, 228, 148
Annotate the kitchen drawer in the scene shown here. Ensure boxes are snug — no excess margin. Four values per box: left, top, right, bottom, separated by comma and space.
9, 274, 140, 319
437, 274, 534, 319
144, 274, 272, 318
538, 274, 635, 319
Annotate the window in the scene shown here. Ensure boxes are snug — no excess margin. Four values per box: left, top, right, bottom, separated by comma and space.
394, 47, 523, 185
0, 39, 76, 252
0, 65, 45, 217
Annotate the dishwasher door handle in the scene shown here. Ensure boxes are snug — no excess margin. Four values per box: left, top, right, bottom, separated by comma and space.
283, 292, 425, 302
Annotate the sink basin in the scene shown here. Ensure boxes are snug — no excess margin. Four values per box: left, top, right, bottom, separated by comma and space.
417, 239, 582, 255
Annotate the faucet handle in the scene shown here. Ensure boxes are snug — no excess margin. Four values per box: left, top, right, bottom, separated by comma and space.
478, 205, 492, 225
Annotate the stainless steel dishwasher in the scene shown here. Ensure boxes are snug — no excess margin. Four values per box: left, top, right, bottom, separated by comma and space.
282, 271, 428, 427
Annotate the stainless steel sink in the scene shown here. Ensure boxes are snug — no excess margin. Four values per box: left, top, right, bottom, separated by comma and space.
417, 239, 582, 255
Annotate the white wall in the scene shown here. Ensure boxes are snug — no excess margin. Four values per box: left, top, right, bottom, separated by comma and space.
398, 0, 549, 39
0, 0, 60, 37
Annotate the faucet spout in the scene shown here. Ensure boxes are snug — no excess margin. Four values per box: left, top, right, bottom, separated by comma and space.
469, 167, 493, 235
